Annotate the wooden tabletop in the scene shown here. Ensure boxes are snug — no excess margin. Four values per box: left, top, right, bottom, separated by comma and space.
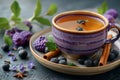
0, 0, 120, 80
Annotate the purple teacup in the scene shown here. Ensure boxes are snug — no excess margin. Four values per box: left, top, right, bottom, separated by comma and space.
52, 10, 120, 57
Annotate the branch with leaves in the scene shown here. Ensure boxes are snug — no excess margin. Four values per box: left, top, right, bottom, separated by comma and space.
0, 0, 57, 31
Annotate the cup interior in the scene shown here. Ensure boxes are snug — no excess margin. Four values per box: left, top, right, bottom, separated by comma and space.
52, 10, 108, 34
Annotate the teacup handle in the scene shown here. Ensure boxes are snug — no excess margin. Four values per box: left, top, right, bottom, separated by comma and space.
106, 23, 120, 43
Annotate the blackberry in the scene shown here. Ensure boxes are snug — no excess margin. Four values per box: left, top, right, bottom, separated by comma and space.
20, 31, 32, 45
12, 32, 24, 46
19, 49, 28, 59
105, 9, 118, 19
2, 64, 10, 71
1, 44, 9, 52
104, 14, 114, 22
33, 36, 47, 52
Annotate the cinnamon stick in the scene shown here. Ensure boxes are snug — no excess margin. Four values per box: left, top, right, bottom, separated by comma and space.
98, 35, 113, 66
43, 49, 60, 60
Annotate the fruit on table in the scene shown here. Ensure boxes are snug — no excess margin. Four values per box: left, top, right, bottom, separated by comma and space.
2, 64, 10, 71
19, 49, 28, 59
1, 44, 9, 52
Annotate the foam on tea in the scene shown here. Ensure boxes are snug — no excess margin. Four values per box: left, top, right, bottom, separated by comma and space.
56, 14, 104, 31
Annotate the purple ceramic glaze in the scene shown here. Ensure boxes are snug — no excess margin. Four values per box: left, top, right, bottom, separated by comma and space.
52, 10, 109, 55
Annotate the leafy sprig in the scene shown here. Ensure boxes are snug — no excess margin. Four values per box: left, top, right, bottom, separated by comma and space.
0, 0, 57, 46
97, 1, 108, 14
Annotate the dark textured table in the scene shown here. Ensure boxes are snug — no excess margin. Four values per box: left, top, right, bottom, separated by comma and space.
0, 0, 120, 80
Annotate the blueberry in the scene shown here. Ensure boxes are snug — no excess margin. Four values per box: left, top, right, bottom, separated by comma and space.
58, 56, 67, 61
50, 57, 58, 63
44, 47, 48, 53
1, 44, 9, 52
58, 60, 67, 65
76, 27, 83, 31
2, 64, 10, 71
17, 46, 24, 51
108, 53, 116, 61
78, 58, 84, 65
77, 20, 86, 24
93, 59, 99, 66
111, 50, 119, 57
84, 59, 92, 67
19, 49, 28, 59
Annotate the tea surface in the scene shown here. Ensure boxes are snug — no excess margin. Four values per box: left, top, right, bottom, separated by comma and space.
56, 15, 104, 31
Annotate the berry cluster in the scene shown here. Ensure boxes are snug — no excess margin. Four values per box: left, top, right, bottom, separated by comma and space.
50, 56, 67, 65
78, 49, 119, 67
104, 9, 118, 25
33, 36, 47, 52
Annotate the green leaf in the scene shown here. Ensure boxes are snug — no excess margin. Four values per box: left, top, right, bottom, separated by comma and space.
3, 34, 13, 46
97, 1, 108, 14
33, 0, 42, 18
67, 63, 76, 66
46, 4, 57, 16
46, 35, 57, 51
11, 0, 21, 19
16, 22, 29, 31
0, 17, 10, 30
35, 17, 51, 26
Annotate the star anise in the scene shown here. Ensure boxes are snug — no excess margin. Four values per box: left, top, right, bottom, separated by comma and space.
13, 72, 27, 79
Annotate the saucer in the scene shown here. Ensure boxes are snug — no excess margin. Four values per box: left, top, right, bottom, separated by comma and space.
29, 27, 120, 75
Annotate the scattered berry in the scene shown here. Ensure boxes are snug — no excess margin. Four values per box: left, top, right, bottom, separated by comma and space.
17, 46, 24, 51
76, 27, 83, 31
92, 59, 99, 66
58, 56, 67, 61
111, 50, 119, 57
78, 58, 85, 65
19, 49, 28, 59
2, 64, 10, 71
1, 44, 9, 52
84, 59, 93, 67
50, 57, 59, 63
108, 52, 116, 61
58, 60, 67, 65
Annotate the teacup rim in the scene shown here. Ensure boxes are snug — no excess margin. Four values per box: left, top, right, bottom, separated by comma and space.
52, 10, 109, 34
